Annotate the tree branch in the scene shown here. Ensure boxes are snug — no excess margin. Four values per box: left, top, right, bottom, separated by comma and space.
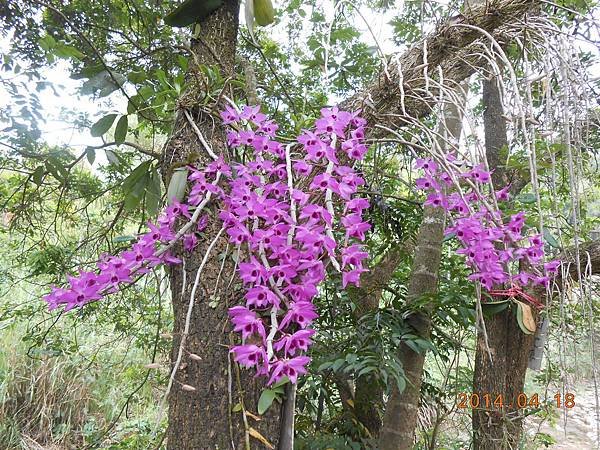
340, 0, 539, 137
558, 239, 600, 281
89, 141, 160, 159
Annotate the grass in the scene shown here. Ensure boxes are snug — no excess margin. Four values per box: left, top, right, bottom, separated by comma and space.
0, 323, 167, 450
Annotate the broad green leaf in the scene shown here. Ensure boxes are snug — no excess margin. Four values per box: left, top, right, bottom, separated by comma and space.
124, 175, 148, 211
54, 44, 85, 60
166, 168, 188, 204
331, 358, 344, 372
164, 0, 223, 27
32, 166, 45, 185
85, 147, 96, 165
38, 34, 56, 51
517, 193, 537, 204
543, 228, 561, 248
147, 168, 163, 217
257, 389, 277, 415
105, 149, 120, 165
127, 70, 147, 84
123, 161, 151, 211
271, 376, 289, 389
395, 375, 406, 393
123, 161, 152, 191
114, 115, 128, 144
127, 97, 139, 114
91, 114, 118, 137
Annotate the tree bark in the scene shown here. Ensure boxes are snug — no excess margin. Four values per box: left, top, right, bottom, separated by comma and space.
161, 2, 282, 448
341, 0, 539, 139
472, 75, 534, 450
379, 82, 468, 450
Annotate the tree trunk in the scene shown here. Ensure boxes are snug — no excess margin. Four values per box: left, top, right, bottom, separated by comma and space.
472, 75, 600, 449
379, 82, 468, 450
471, 76, 535, 450
161, 2, 282, 448
350, 245, 413, 438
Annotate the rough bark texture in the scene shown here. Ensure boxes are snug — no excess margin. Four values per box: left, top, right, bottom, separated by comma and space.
161, 2, 281, 448
560, 239, 600, 281
379, 83, 468, 450
472, 76, 534, 450
379, 205, 446, 449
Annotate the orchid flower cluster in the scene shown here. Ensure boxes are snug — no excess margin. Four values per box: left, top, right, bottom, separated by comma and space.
415, 154, 559, 292
219, 105, 370, 385
44, 105, 371, 387
42, 204, 195, 311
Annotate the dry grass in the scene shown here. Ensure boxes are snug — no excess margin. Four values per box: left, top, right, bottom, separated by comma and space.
0, 331, 95, 449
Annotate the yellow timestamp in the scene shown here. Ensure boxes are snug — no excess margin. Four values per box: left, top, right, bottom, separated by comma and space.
457, 392, 575, 409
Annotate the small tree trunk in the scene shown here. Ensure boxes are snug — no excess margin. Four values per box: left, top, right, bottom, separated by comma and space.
378, 205, 445, 449
161, 2, 282, 448
350, 245, 410, 437
471, 76, 535, 450
379, 82, 468, 449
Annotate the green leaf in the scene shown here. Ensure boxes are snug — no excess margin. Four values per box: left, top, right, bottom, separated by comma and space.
123, 161, 152, 211
331, 359, 345, 372
91, 114, 118, 137
395, 376, 406, 393
147, 168, 163, 217
54, 44, 85, 60
105, 149, 120, 165
127, 70, 147, 84
164, 0, 223, 27
271, 376, 289, 389
257, 389, 277, 415
127, 96, 139, 114
38, 34, 56, 51
517, 193, 537, 204
44, 158, 68, 183
113, 235, 135, 243
85, 147, 96, 165
81, 70, 125, 97
543, 228, 561, 249
167, 168, 188, 204
114, 115, 128, 144
32, 166, 45, 185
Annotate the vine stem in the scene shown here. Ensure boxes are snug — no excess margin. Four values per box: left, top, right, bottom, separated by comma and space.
183, 109, 219, 161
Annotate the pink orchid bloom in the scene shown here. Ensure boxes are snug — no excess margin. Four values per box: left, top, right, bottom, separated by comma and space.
274, 329, 315, 357
268, 356, 311, 385
279, 301, 318, 330
231, 344, 267, 369
229, 306, 266, 341
245, 286, 280, 310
